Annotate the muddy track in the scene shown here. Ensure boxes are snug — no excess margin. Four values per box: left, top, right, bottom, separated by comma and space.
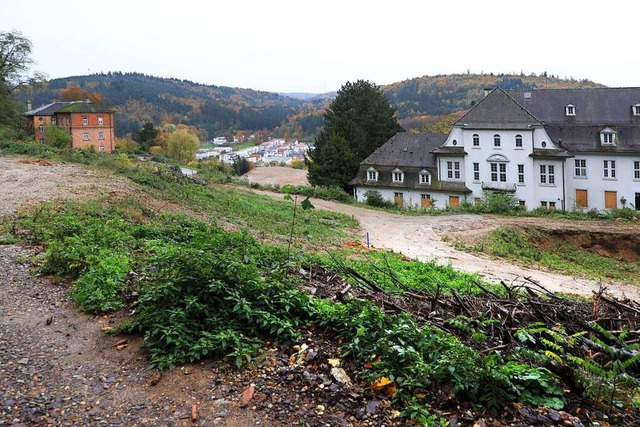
243, 167, 640, 301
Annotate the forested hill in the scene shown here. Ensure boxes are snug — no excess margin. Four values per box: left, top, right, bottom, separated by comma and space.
27, 72, 606, 138
381, 73, 606, 130
28, 72, 326, 138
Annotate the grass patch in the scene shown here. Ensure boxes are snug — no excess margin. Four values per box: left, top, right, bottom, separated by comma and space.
468, 226, 640, 284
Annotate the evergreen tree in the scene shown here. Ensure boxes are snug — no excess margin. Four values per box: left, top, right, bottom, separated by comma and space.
133, 121, 159, 151
307, 80, 403, 189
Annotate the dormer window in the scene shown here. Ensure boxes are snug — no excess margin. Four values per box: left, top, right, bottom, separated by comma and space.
366, 168, 378, 181
600, 128, 616, 146
565, 104, 575, 116
419, 169, 431, 184
392, 168, 404, 183
633, 104, 640, 116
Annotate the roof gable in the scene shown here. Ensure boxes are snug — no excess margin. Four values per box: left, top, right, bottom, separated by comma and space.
454, 87, 542, 129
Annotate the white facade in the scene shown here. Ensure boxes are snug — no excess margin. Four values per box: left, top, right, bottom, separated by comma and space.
351, 88, 640, 212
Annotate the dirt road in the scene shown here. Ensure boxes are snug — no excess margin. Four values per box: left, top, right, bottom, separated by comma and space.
243, 167, 640, 301
1, 158, 638, 301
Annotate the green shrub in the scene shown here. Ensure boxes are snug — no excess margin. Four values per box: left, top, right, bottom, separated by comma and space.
70, 251, 130, 312
364, 190, 392, 208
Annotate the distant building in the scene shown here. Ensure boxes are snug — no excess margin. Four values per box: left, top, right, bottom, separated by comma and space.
25, 101, 115, 153
352, 87, 640, 211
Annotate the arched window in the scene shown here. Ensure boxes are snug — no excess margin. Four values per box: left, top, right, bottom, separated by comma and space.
419, 169, 430, 184
392, 168, 404, 183
493, 134, 501, 147
472, 134, 480, 147
515, 134, 523, 148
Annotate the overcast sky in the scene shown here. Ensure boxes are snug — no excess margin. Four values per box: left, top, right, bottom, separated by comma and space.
2, 0, 639, 94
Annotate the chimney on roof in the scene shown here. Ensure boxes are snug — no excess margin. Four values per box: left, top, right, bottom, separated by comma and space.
26, 99, 32, 111
483, 88, 492, 98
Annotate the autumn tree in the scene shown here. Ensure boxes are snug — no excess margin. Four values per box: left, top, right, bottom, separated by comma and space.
166, 128, 200, 163
60, 86, 104, 106
0, 30, 46, 129
306, 80, 403, 189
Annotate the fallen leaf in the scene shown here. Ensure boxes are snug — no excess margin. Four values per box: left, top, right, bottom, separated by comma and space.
328, 358, 341, 367
240, 384, 255, 406
112, 339, 128, 348
371, 377, 392, 390
190, 404, 198, 422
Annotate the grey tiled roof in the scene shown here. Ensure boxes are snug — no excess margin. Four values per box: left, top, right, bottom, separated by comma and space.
351, 133, 470, 193
360, 133, 447, 168
529, 148, 573, 159
25, 101, 111, 116
25, 102, 75, 116
545, 125, 640, 153
430, 146, 467, 155
508, 88, 640, 125
455, 88, 543, 129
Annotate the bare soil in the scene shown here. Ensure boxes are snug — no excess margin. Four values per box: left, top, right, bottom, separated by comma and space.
242, 167, 640, 301
1, 158, 639, 426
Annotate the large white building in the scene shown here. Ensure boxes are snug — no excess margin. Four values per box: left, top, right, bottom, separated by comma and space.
351, 87, 640, 211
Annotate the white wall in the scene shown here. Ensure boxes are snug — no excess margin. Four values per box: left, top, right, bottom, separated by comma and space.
354, 186, 462, 209
565, 154, 640, 211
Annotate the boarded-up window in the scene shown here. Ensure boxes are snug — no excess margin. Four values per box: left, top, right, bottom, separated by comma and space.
575, 190, 588, 208
394, 192, 404, 206
449, 195, 460, 208
420, 194, 431, 208
604, 191, 617, 209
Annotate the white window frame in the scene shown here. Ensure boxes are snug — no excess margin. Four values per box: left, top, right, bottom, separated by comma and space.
490, 162, 506, 182
392, 169, 404, 183
51, 117, 57, 125
574, 159, 587, 178
515, 134, 523, 148
493, 134, 501, 148
565, 104, 575, 116
98, 132, 105, 140
603, 160, 616, 179
366, 168, 378, 181
83, 132, 89, 141
99, 146, 105, 153
517, 164, 525, 184
419, 170, 430, 184
447, 161, 460, 179
82, 116, 88, 126
37, 125, 44, 133
98, 116, 104, 125
635, 161, 640, 180
472, 134, 480, 147
600, 128, 616, 146
633, 104, 640, 116
539, 164, 555, 185
473, 162, 480, 182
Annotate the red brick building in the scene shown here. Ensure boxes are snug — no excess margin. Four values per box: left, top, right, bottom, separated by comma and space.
25, 101, 115, 153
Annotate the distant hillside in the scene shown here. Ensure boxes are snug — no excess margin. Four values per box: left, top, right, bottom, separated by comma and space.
381, 73, 606, 131
28, 72, 326, 138
26, 72, 607, 138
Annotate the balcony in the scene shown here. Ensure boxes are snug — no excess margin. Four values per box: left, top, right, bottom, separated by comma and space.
482, 181, 517, 192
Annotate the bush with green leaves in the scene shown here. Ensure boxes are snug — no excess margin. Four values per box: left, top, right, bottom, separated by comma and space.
364, 190, 392, 208
126, 230, 314, 369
